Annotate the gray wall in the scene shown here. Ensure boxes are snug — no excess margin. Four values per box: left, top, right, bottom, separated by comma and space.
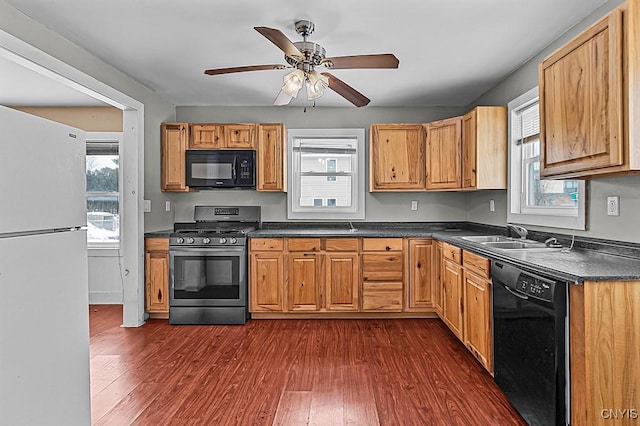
174, 106, 470, 223
467, 0, 640, 243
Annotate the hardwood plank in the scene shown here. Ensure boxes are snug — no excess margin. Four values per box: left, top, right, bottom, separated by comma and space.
89, 305, 525, 425
272, 391, 312, 425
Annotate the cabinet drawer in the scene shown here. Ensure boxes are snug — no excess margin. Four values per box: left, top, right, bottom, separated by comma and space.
145, 237, 169, 251
463, 250, 490, 278
250, 238, 284, 251
326, 238, 359, 252
362, 282, 403, 312
362, 238, 403, 252
442, 242, 462, 263
362, 253, 403, 281
287, 238, 321, 252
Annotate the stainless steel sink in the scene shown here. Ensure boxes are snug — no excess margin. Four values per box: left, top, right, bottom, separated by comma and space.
461, 235, 511, 243
461, 235, 562, 251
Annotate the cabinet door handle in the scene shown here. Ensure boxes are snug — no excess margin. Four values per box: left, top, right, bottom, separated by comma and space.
158, 289, 162, 301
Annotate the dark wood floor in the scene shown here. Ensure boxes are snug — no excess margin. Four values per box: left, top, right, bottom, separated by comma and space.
89, 305, 525, 425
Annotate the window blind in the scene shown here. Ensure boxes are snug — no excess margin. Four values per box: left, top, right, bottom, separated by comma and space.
514, 102, 540, 145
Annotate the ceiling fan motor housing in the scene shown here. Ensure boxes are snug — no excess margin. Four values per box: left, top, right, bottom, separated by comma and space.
286, 41, 326, 70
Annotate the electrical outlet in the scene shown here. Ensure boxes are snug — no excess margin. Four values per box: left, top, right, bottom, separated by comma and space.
489, 199, 495, 212
607, 196, 619, 216
165, 201, 172, 212
143, 199, 151, 213
411, 200, 418, 211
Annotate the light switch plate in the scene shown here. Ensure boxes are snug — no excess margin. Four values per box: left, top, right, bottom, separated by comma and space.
607, 196, 619, 216
411, 200, 418, 211
165, 201, 172, 212
143, 199, 151, 213
489, 199, 495, 212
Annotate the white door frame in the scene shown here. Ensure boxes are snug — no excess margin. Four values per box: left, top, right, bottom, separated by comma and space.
0, 29, 146, 327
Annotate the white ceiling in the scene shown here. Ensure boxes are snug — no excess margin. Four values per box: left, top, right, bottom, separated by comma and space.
5, 0, 607, 107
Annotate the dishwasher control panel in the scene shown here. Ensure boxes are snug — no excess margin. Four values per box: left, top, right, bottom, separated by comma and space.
516, 273, 554, 301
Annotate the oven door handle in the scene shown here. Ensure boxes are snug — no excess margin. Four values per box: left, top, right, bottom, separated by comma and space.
171, 247, 246, 255
500, 283, 529, 300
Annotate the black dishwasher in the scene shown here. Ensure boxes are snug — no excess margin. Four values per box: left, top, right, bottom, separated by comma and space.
491, 261, 568, 426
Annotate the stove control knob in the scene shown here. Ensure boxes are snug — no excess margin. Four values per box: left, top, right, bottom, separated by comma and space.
202, 237, 211, 244
176, 237, 184, 244
219, 238, 227, 244
229, 237, 237, 244
187, 237, 195, 244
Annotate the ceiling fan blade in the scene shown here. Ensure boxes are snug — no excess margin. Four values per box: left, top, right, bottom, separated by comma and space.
321, 72, 370, 107
204, 64, 288, 76
254, 27, 304, 60
322, 54, 399, 69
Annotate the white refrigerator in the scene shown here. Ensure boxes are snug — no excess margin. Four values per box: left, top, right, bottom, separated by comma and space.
0, 105, 91, 425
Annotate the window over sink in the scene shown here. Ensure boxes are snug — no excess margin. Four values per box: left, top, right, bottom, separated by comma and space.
287, 129, 365, 220
507, 88, 586, 229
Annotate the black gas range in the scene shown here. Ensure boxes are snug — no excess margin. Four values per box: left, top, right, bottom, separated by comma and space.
168, 206, 260, 325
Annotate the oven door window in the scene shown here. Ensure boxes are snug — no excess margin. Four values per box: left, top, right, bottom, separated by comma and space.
173, 254, 241, 301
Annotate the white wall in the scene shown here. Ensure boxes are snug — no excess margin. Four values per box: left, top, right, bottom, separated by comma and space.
0, 0, 176, 234
175, 105, 471, 223
467, 0, 640, 243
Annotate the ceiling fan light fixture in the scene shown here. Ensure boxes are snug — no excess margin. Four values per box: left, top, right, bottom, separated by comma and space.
273, 89, 293, 106
306, 70, 329, 100
281, 69, 304, 97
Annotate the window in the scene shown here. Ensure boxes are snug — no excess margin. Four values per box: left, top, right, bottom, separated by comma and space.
287, 129, 365, 220
508, 88, 586, 229
86, 132, 122, 246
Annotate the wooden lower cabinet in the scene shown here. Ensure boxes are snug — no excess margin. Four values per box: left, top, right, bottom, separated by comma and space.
361, 238, 404, 312
287, 253, 322, 311
406, 239, 434, 311
463, 270, 492, 372
250, 251, 284, 312
442, 258, 464, 339
434, 241, 444, 316
325, 252, 359, 311
362, 282, 403, 312
145, 238, 169, 316
570, 280, 640, 426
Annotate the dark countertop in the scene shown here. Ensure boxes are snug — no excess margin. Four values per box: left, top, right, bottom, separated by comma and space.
432, 230, 640, 283
146, 222, 640, 283
144, 229, 172, 238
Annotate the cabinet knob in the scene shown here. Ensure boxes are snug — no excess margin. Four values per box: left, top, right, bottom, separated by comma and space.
385, 246, 391, 251
300, 282, 304, 287
417, 262, 421, 269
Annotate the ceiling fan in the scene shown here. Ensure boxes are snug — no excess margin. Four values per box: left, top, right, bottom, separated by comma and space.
204, 20, 399, 107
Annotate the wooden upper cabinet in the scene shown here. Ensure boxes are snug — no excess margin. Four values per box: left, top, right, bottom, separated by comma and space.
370, 124, 426, 191
190, 124, 224, 149
406, 239, 434, 311
462, 107, 507, 190
161, 123, 189, 192
225, 124, 256, 149
539, 9, 624, 178
257, 123, 286, 192
426, 116, 462, 190
189, 123, 256, 149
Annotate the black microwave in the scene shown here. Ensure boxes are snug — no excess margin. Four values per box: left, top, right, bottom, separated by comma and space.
186, 150, 256, 189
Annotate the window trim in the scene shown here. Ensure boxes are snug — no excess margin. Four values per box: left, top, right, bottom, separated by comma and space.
507, 88, 587, 230
287, 128, 365, 220
86, 131, 123, 249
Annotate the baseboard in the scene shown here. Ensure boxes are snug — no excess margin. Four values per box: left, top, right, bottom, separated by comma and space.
88, 291, 122, 304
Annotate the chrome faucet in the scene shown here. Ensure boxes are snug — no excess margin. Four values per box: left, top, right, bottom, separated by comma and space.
348, 221, 358, 233
507, 223, 528, 239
